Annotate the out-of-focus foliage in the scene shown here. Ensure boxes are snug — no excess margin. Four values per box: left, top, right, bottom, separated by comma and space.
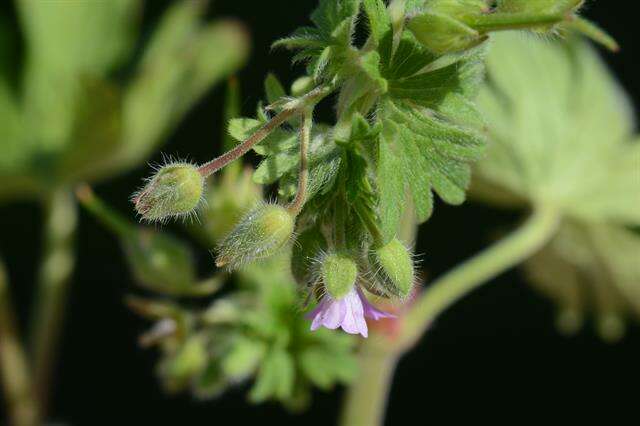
0, 0, 248, 201
82, 173, 357, 409
474, 33, 640, 341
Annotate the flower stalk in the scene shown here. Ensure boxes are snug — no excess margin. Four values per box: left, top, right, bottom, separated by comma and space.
340, 340, 397, 426
0, 262, 40, 426
198, 84, 334, 179
341, 206, 561, 425
28, 188, 77, 415
464, 11, 570, 32
286, 108, 313, 216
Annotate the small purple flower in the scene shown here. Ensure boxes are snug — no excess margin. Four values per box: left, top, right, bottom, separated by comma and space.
307, 287, 395, 337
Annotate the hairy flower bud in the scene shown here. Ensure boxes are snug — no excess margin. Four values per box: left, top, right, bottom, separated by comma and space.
371, 238, 415, 298
133, 162, 205, 222
216, 204, 295, 269
406, 0, 489, 54
321, 253, 358, 299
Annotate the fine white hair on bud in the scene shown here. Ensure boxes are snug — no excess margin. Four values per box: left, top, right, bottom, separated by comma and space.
319, 252, 358, 300
370, 238, 415, 299
132, 161, 205, 223
215, 203, 295, 270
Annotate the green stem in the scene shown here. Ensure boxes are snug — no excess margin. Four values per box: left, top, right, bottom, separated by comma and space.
340, 207, 560, 425
400, 206, 560, 349
287, 109, 313, 216
353, 199, 384, 247
340, 341, 398, 426
75, 184, 132, 238
465, 11, 569, 33
567, 17, 619, 52
0, 262, 40, 426
29, 187, 77, 416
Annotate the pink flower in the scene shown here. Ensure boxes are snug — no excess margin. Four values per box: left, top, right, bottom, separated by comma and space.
307, 287, 395, 337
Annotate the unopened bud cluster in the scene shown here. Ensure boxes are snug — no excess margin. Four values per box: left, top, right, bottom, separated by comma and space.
300, 235, 416, 305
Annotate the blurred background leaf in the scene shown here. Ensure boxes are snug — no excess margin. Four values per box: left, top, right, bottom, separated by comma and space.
474, 33, 640, 340
0, 0, 250, 201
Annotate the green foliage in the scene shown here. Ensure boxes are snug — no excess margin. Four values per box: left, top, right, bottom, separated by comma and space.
475, 33, 640, 340
476, 34, 637, 225
130, 253, 356, 409
86, 175, 357, 407
0, 0, 248, 201
273, 0, 361, 81
376, 34, 486, 238
78, 186, 221, 297
525, 223, 640, 342
115, 0, 618, 411
212, 0, 612, 309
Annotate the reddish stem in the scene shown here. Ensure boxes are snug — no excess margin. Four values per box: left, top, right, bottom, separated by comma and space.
198, 108, 297, 178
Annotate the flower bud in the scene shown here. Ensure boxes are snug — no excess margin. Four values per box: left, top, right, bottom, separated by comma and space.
133, 162, 205, 222
291, 76, 315, 97
370, 238, 414, 298
408, 11, 483, 55
216, 204, 295, 269
125, 229, 198, 295
321, 253, 358, 299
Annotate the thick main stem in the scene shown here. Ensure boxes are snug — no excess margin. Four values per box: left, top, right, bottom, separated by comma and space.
400, 207, 560, 348
29, 187, 77, 416
340, 341, 398, 426
341, 207, 560, 425
0, 263, 39, 426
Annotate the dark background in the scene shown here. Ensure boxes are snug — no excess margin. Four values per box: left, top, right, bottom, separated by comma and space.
1, 1, 638, 424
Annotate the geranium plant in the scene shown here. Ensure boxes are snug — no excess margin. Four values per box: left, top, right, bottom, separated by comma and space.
2, 1, 636, 425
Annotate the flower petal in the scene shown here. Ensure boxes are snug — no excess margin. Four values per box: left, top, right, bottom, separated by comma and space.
339, 288, 368, 337
357, 287, 396, 321
310, 295, 345, 331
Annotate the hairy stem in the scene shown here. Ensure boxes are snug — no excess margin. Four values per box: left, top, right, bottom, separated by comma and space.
29, 187, 77, 415
198, 84, 334, 178
0, 263, 39, 426
287, 109, 313, 216
341, 207, 560, 425
466, 11, 570, 32
353, 199, 384, 247
340, 340, 398, 426
399, 206, 560, 349
198, 108, 297, 178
